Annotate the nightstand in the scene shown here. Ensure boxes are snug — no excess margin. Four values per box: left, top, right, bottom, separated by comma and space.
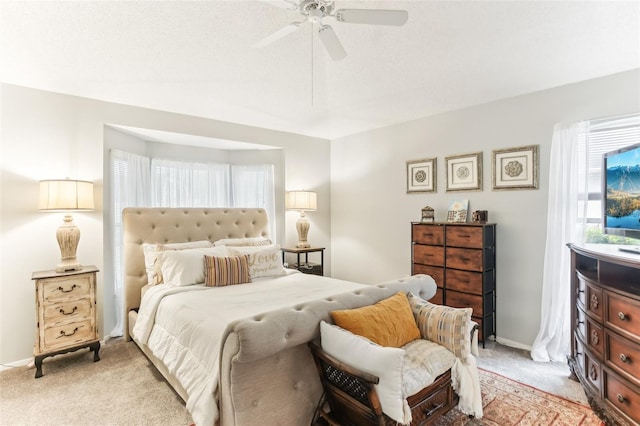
282, 247, 325, 276
31, 265, 101, 378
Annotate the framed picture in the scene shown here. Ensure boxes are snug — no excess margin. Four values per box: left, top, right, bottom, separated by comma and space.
492, 145, 539, 190
407, 158, 436, 193
447, 199, 469, 223
445, 152, 482, 192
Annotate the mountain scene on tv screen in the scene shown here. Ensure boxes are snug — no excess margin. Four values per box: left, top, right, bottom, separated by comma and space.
606, 164, 640, 227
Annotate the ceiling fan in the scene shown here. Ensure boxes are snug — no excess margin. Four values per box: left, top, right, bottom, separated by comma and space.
252, 0, 409, 60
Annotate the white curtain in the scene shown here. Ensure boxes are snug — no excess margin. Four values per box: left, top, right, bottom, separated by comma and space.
231, 164, 276, 238
151, 159, 230, 207
110, 149, 151, 337
531, 121, 588, 362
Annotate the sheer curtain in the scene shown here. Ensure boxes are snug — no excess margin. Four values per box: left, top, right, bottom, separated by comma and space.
531, 121, 588, 362
151, 159, 230, 207
110, 149, 151, 337
231, 164, 276, 238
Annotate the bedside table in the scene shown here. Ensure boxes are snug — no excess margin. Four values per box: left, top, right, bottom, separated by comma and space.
31, 265, 101, 378
282, 247, 325, 276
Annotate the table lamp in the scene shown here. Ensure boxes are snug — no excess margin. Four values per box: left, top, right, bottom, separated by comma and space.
39, 179, 95, 272
285, 191, 317, 248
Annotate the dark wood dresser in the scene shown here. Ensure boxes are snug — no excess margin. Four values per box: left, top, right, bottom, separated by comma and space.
411, 222, 496, 343
568, 243, 640, 426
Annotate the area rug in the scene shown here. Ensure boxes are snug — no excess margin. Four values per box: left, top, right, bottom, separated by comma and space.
436, 368, 604, 425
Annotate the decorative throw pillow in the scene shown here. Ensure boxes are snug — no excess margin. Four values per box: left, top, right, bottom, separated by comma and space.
213, 237, 272, 247
330, 291, 420, 348
204, 255, 251, 287
142, 240, 213, 285
157, 246, 229, 287
227, 245, 287, 278
320, 321, 411, 424
407, 292, 472, 363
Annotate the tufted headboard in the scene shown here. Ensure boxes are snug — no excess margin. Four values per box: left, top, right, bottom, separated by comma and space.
122, 207, 270, 339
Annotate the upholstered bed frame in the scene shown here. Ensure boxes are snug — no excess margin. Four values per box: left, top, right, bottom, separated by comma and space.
123, 207, 439, 426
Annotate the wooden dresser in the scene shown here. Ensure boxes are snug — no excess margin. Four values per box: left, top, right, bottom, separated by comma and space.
568, 244, 640, 426
31, 265, 100, 378
411, 222, 496, 343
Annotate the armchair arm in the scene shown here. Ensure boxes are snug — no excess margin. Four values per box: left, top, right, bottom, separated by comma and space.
309, 342, 386, 425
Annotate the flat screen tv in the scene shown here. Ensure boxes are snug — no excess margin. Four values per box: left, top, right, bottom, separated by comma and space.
603, 141, 640, 242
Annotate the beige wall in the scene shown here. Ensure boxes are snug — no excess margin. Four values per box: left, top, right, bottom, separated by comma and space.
330, 69, 640, 349
0, 83, 330, 364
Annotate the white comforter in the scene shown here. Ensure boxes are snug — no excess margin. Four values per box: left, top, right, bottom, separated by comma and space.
132, 270, 365, 426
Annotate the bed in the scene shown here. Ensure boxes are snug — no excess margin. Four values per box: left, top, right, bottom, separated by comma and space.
123, 207, 439, 426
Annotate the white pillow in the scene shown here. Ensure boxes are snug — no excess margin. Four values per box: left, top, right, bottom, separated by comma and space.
213, 237, 272, 247
228, 245, 287, 278
142, 240, 213, 285
158, 246, 229, 287
319, 321, 411, 424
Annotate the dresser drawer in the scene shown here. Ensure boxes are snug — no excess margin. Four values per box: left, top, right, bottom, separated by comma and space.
445, 226, 484, 249
42, 319, 95, 352
412, 224, 444, 245
576, 306, 587, 341
41, 275, 92, 303
445, 290, 483, 317
606, 331, 640, 386
430, 288, 444, 305
412, 264, 444, 287
43, 299, 92, 325
413, 245, 445, 267
604, 370, 640, 424
446, 269, 482, 295
606, 292, 640, 341
445, 248, 483, 272
585, 349, 602, 393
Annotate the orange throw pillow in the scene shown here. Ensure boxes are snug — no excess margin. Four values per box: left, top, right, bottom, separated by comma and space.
330, 291, 420, 348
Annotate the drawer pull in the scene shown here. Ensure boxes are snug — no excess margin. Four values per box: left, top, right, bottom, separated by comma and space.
59, 306, 78, 316
618, 312, 628, 321
424, 402, 445, 417
57, 327, 79, 338
459, 234, 471, 238
57, 284, 78, 293
619, 353, 630, 363
617, 394, 626, 403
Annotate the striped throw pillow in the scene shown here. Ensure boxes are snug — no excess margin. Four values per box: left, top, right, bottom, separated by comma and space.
204, 255, 251, 287
407, 292, 472, 363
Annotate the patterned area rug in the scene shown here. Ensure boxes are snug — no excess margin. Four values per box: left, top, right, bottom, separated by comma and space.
437, 368, 604, 425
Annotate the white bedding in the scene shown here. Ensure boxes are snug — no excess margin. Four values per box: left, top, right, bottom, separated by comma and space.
132, 270, 366, 426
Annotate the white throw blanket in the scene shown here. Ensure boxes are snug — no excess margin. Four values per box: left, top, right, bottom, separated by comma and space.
132, 271, 365, 426
451, 355, 483, 418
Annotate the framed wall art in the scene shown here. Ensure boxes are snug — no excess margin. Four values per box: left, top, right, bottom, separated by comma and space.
492, 145, 539, 190
445, 152, 482, 192
407, 157, 436, 193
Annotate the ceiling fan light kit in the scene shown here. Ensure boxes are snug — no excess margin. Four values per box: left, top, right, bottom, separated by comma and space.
254, 0, 409, 60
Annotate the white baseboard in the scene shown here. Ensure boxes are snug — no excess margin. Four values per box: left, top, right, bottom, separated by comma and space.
495, 336, 532, 351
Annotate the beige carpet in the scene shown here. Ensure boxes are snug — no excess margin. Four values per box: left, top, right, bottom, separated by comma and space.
0, 339, 193, 426
1, 339, 600, 426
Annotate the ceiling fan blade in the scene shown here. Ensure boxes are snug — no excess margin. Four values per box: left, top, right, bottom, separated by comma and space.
317, 25, 347, 61
251, 22, 303, 48
334, 9, 408, 26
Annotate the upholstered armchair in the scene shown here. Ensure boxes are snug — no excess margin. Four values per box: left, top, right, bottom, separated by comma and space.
309, 291, 482, 426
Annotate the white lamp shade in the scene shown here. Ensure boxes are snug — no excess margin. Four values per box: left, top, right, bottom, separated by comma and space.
39, 179, 95, 211
286, 191, 317, 211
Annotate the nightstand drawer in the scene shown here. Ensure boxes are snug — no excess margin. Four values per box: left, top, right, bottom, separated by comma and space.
42, 319, 94, 352
43, 299, 92, 325
41, 275, 92, 302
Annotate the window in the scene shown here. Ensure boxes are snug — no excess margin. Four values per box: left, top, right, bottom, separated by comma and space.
583, 114, 640, 243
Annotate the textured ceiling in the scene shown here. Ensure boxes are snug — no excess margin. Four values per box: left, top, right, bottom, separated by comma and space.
1, 1, 639, 140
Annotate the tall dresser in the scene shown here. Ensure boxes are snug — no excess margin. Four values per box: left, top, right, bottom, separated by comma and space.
567, 243, 640, 426
411, 222, 496, 343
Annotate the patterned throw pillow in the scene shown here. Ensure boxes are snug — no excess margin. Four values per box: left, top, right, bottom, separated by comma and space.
204, 255, 251, 287
407, 292, 472, 363
331, 291, 420, 348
